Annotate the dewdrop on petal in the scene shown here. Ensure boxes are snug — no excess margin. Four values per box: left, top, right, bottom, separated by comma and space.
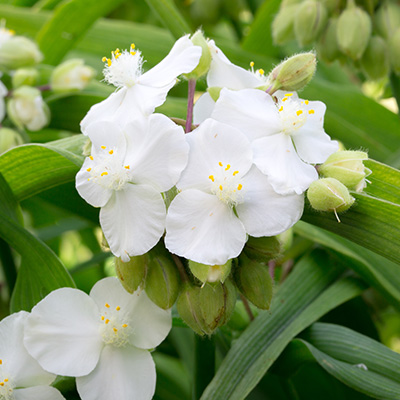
188, 259, 232, 284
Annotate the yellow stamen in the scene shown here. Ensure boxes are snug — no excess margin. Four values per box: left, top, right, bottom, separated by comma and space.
218, 161, 223, 167
116, 306, 120, 311
309, 109, 315, 114
124, 165, 130, 169
89, 156, 94, 160
0, 382, 4, 387
122, 324, 128, 328
219, 185, 223, 190
101, 316, 105, 321
282, 97, 288, 102
258, 68, 264, 75
130, 51, 137, 56
4, 379, 8, 382
131, 43, 135, 49
101, 172, 108, 176
296, 110, 303, 116
109, 149, 114, 154
285, 93, 293, 97
105, 319, 110, 324
305, 100, 309, 105
250, 61, 254, 67
105, 303, 110, 308
279, 106, 283, 112
233, 171, 239, 176
102, 56, 107, 62
87, 168, 91, 172
107, 59, 112, 67
209, 175, 215, 182
0, 359, 2, 364
101, 145, 106, 149
225, 164, 231, 171
237, 184, 243, 190
113, 328, 118, 333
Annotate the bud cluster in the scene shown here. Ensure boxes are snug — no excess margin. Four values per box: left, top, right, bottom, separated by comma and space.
272, 0, 400, 81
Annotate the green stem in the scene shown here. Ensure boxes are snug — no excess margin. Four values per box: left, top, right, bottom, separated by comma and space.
390, 72, 400, 117
193, 335, 215, 400
0, 238, 17, 295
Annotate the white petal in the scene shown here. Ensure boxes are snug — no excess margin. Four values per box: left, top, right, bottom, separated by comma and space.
90, 277, 171, 349
207, 41, 262, 89
165, 189, 246, 265
77, 346, 155, 400
24, 288, 103, 377
177, 118, 253, 192
140, 35, 202, 87
193, 92, 215, 124
100, 185, 166, 260
123, 114, 189, 192
212, 88, 281, 141
0, 312, 55, 388
14, 386, 66, 400
252, 134, 318, 195
236, 166, 304, 236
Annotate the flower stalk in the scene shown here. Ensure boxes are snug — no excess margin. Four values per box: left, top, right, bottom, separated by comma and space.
186, 79, 196, 133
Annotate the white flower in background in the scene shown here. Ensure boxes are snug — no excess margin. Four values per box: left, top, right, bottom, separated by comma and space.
0, 79, 7, 122
76, 115, 188, 261
165, 119, 304, 265
212, 89, 338, 195
0, 311, 65, 400
194, 40, 269, 124
24, 277, 171, 400
81, 36, 202, 131
0, 25, 14, 48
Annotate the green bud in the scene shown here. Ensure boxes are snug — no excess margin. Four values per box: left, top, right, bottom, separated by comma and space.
268, 52, 316, 93
294, 1, 328, 47
145, 250, 180, 310
389, 28, 400, 75
207, 86, 222, 102
115, 255, 148, 294
319, 150, 370, 192
317, 0, 340, 13
243, 236, 282, 263
7, 86, 50, 131
374, 0, 400, 40
234, 255, 273, 310
0, 128, 24, 154
188, 259, 232, 284
337, 2, 372, 60
307, 178, 355, 215
184, 31, 212, 80
0, 36, 43, 70
12, 68, 39, 88
317, 17, 341, 63
51, 59, 96, 92
177, 280, 237, 335
272, 5, 299, 45
360, 36, 390, 81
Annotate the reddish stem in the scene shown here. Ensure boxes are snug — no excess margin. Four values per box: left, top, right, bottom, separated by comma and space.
185, 79, 196, 133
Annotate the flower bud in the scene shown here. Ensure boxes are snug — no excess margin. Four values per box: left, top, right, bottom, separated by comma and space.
272, 5, 299, 45
184, 31, 212, 80
360, 36, 390, 81
0, 128, 24, 154
51, 59, 96, 92
188, 259, 232, 284
7, 86, 50, 131
12, 68, 39, 88
317, 0, 340, 13
319, 150, 370, 192
307, 178, 355, 214
374, 0, 400, 40
268, 53, 316, 93
389, 28, 400, 75
294, 1, 328, 46
0, 36, 43, 70
115, 255, 148, 294
145, 250, 180, 310
317, 17, 341, 63
336, 2, 372, 60
177, 280, 237, 336
243, 236, 282, 263
234, 255, 273, 310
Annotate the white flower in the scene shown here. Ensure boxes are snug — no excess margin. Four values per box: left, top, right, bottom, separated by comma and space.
0, 79, 7, 122
212, 89, 339, 195
76, 115, 188, 261
193, 40, 269, 124
0, 311, 65, 400
80, 35, 202, 131
165, 119, 304, 265
0, 25, 14, 48
24, 277, 171, 400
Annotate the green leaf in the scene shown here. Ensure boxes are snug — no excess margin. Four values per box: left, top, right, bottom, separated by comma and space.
200, 250, 366, 400
36, 0, 125, 65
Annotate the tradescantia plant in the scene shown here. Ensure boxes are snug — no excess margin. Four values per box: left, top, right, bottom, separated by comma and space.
0, 0, 400, 399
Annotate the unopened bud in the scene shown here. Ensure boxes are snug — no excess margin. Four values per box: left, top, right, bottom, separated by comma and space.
234, 255, 273, 310
0, 128, 24, 154
7, 86, 50, 131
177, 280, 237, 335
317, 17, 341, 63
145, 250, 180, 310
0, 36, 43, 70
319, 150, 370, 192
294, 1, 328, 46
317, 0, 340, 13
337, 2, 372, 60
184, 31, 212, 80
268, 53, 316, 93
307, 178, 355, 215
51, 59, 96, 92
115, 255, 148, 294
189, 259, 232, 284
272, 5, 299, 45
243, 236, 282, 263
360, 36, 390, 81
389, 28, 400, 75
12, 68, 39, 88
374, 0, 400, 40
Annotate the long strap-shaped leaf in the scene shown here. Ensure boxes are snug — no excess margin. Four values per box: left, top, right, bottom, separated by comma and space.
200, 250, 366, 400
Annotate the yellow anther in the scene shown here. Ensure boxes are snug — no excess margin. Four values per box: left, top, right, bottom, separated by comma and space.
130, 51, 137, 56
101, 316, 105, 321
219, 185, 223, 190
233, 171, 239, 176
225, 164, 231, 171
4, 379, 8, 382
124, 165, 130, 169
116, 306, 120, 311
131, 43, 136, 49
296, 110, 303, 116
309, 109, 315, 114
109, 150, 114, 154
105, 319, 110, 324
209, 175, 215, 182
122, 324, 128, 328
0, 382, 4, 386
105, 303, 110, 308
101, 172, 108, 176
113, 328, 118, 333
285, 93, 293, 97
115, 53, 121, 59
219, 162, 223, 167
279, 106, 283, 112
101, 145, 106, 149
250, 61, 254, 67
87, 178, 90, 181
87, 168, 91, 172
305, 100, 309, 105
115, 48, 120, 53
102, 56, 107, 62
258, 68, 265, 75
0, 359, 2, 364
107, 59, 112, 67
282, 97, 288, 102
89, 156, 94, 160
238, 184, 243, 190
